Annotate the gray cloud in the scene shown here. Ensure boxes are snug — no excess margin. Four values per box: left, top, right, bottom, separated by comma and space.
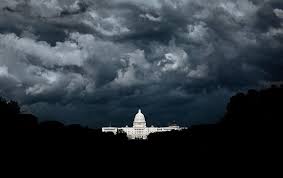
1, 0, 283, 127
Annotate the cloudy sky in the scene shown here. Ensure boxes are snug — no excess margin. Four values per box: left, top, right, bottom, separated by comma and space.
0, 0, 283, 127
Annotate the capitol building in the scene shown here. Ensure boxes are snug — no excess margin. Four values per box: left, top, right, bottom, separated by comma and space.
102, 109, 186, 139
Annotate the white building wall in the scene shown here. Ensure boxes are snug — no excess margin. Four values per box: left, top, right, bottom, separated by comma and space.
102, 109, 186, 140
102, 127, 118, 134
102, 126, 185, 140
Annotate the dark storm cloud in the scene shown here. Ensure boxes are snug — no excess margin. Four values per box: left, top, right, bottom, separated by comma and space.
1, 0, 283, 127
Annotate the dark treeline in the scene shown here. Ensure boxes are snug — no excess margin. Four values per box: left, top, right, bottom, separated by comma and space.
1, 85, 283, 159
147, 85, 283, 156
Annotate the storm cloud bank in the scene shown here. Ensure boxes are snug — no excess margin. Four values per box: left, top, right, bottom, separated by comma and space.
0, 0, 283, 127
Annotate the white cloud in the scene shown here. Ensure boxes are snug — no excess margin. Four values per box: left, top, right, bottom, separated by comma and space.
0, 66, 9, 77
0, 32, 100, 99
219, 0, 258, 19
113, 49, 150, 86
0, 65, 19, 82
84, 11, 130, 37
24, 68, 95, 97
26, 84, 47, 96
220, 1, 244, 18
0, 33, 87, 67
113, 0, 162, 9
187, 22, 209, 43
65, 73, 95, 96
24, 67, 62, 96
29, 0, 63, 18
264, 28, 283, 37
140, 14, 162, 22
187, 64, 208, 79
157, 42, 189, 72
274, 8, 283, 19
69, 0, 81, 13
160, 52, 187, 72
0, 0, 21, 9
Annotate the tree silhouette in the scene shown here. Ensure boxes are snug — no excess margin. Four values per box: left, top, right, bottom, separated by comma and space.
0, 85, 282, 158
0, 97, 20, 115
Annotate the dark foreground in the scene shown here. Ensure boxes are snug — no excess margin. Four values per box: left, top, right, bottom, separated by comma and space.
1, 86, 283, 170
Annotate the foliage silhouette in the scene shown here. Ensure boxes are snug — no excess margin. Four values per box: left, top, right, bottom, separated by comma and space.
1, 85, 282, 159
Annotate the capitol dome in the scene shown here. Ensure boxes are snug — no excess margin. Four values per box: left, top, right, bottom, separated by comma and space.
133, 109, 146, 128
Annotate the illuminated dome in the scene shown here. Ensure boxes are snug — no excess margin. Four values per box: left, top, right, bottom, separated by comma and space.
133, 109, 146, 128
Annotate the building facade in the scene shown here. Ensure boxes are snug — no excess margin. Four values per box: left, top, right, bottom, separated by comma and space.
102, 109, 186, 139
